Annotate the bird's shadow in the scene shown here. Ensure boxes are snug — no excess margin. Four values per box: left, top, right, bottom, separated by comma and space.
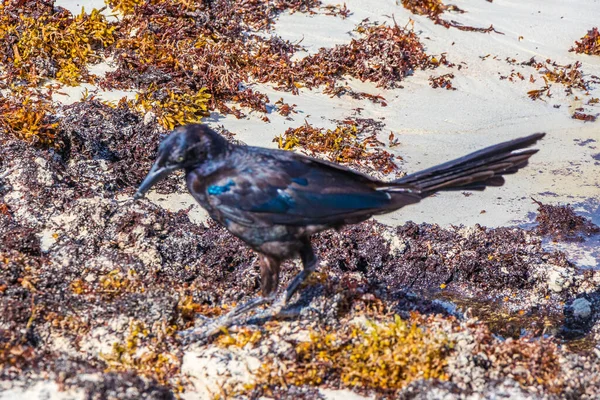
244, 284, 461, 328
202, 111, 226, 123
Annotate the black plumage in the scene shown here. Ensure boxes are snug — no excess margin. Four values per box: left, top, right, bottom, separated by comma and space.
135, 124, 544, 336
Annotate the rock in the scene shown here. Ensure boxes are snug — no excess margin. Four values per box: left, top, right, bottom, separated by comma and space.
380, 228, 407, 255
571, 298, 592, 320
547, 266, 575, 293
143, 111, 157, 125
319, 388, 372, 400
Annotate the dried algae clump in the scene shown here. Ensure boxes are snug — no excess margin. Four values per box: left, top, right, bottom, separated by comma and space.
401, 0, 461, 18
275, 121, 366, 157
533, 199, 599, 242
255, 314, 453, 392
471, 323, 562, 392
105, 0, 145, 16
429, 73, 456, 90
177, 295, 230, 326
102, 321, 183, 392
274, 120, 399, 175
0, 5, 116, 86
341, 315, 451, 389
133, 88, 211, 130
571, 27, 600, 56
0, 91, 58, 145
521, 57, 595, 101
97, 268, 146, 300
216, 327, 263, 349
296, 21, 435, 89
400, 0, 501, 33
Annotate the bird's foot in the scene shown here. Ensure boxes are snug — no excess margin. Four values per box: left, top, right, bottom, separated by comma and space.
178, 297, 274, 344
178, 315, 248, 345
247, 293, 301, 322
178, 321, 221, 345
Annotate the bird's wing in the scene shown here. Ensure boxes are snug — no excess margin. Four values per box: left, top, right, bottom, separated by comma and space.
203, 150, 420, 227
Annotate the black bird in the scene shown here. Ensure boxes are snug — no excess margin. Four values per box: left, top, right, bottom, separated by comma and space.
135, 124, 544, 336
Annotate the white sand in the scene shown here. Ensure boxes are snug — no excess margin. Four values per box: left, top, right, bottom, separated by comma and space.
0, 381, 84, 400
56, 0, 112, 15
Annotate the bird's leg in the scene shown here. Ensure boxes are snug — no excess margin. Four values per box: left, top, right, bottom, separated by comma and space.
248, 239, 317, 323
239, 239, 318, 325
180, 255, 281, 341
272, 238, 317, 312
259, 253, 281, 298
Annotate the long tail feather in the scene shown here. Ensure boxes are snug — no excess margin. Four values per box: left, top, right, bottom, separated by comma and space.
391, 133, 545, 195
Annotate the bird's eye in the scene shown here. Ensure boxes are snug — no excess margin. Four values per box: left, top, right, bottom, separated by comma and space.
177, 156, 185, 162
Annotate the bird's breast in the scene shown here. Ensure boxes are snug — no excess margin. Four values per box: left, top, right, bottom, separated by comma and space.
185, 170, 218, 215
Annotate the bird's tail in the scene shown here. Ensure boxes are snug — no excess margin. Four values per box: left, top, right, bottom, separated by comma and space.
391, 133, 545, 196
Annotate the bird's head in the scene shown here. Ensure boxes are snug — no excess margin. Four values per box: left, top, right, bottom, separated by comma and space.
134, 124, 228, 199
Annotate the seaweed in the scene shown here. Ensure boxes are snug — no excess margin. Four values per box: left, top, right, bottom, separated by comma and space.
570, 27, 600, 56
472, 328, 562, 392
429, 73, 456, 90
523, 58, 594, 102
216, 327, 263, 349
101, 321, 184, 393
0, 134, 589, 397
57, 99, 169, 192
274, 98, 298, 118
102, 9, 438, 115
401, 0, 464, 19
539, 61, 589, 93
323, 84, 389, 106
252, 314, 453, 393
274, 119, 399, 176
312, 220, 568, 295
2, 1, 600, 398
572, 112, 597, 122
132, 87, 211, 130
527, 85, 550, 101
0, 90, 58, 145
0, 5, 116, 86
105, 0, 145, 16
0, 0, 438, 132
294, 20, 436, 90
400, 0, 503, 34
0, 330, 49, 381
533, 199, 600, 242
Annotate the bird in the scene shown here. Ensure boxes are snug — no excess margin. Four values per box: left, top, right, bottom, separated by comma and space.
134, 124, 544, 338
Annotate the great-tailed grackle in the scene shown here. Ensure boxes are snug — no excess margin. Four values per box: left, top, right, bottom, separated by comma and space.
135, 124, 544, 337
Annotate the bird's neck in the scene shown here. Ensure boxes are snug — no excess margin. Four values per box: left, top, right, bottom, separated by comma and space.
207, 135, 234, 158
186, 145, 232, 176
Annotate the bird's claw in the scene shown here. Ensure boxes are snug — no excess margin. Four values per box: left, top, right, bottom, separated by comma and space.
177, 300, 269, 344
247, 296, 300, 322
178, 316, 230, 344
178, 298, 293, 344
115, 196, 137, 208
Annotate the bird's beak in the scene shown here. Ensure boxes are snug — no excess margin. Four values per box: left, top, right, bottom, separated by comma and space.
134, 160, 176, 200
